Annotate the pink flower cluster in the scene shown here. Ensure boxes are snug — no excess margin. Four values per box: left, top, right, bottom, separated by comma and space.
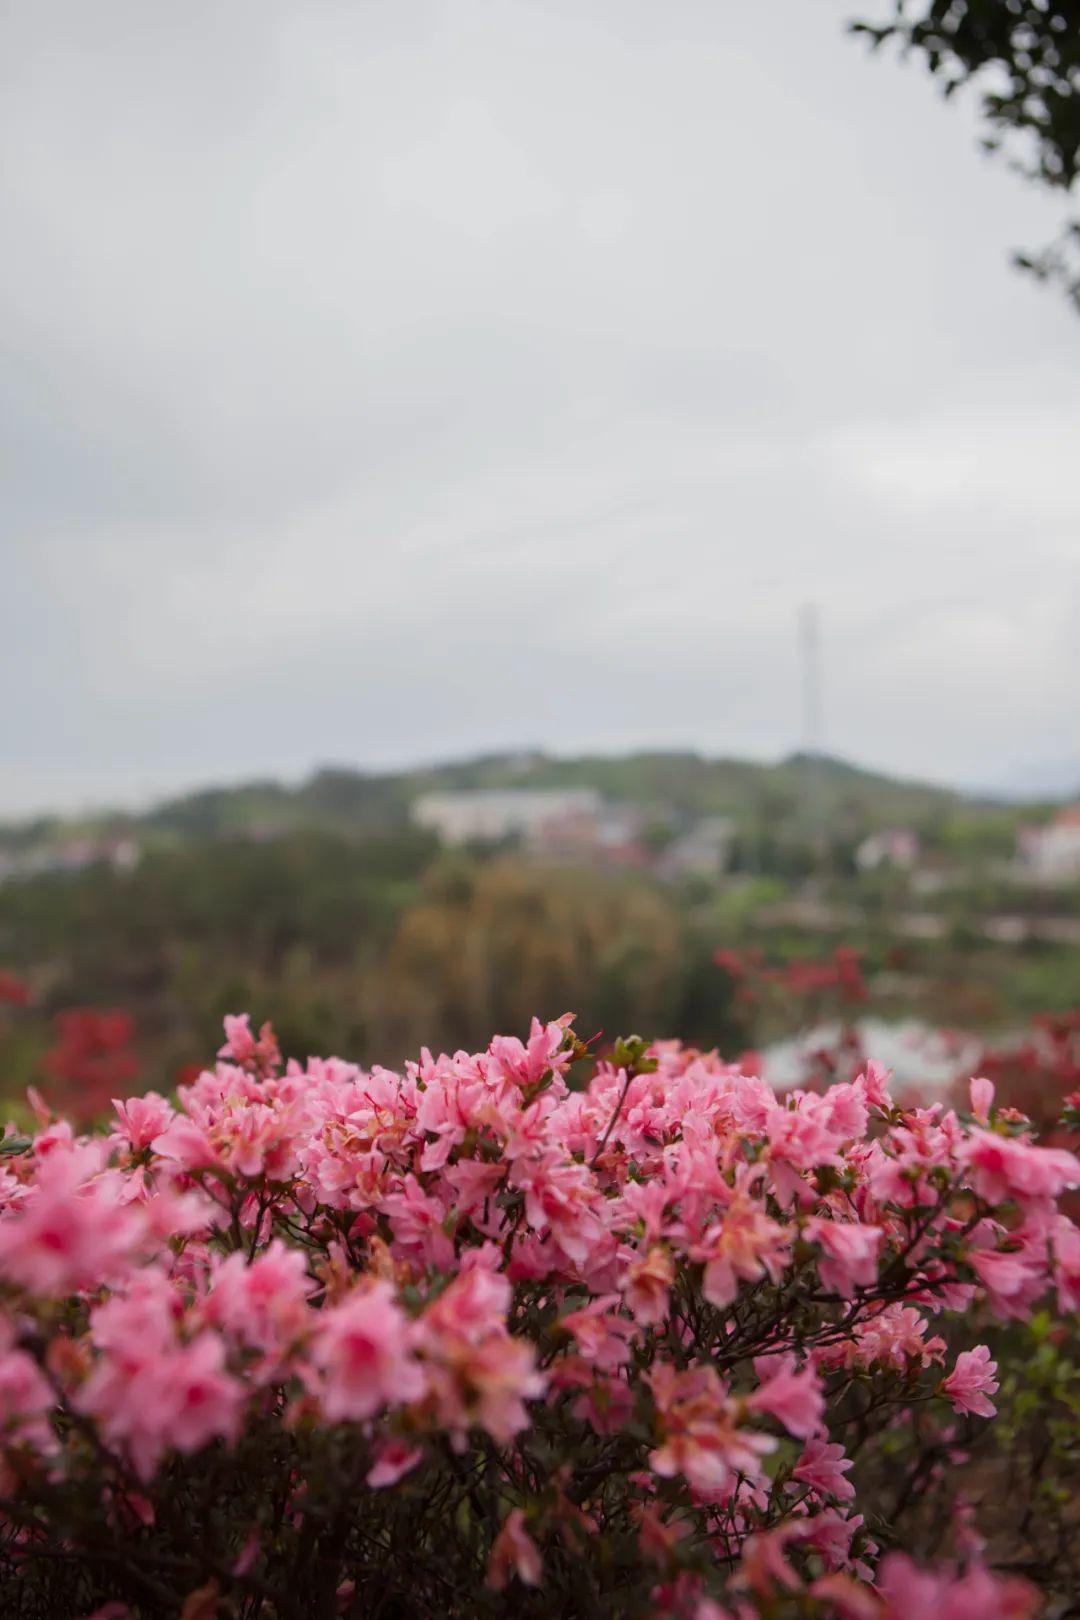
0, 1013, 1074, 1616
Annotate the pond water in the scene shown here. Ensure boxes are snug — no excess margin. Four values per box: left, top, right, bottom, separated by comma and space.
759, 1017, 984, 1094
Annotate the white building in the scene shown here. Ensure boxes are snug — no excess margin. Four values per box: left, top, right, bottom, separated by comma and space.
0, 836, 140, 885
1018, 808, 1080, 883
855, 828, 919, 873
411, 788, 602, 847
658, 817, 735, 881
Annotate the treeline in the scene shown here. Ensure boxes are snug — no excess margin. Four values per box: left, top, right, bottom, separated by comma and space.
0, 833, 746, 1097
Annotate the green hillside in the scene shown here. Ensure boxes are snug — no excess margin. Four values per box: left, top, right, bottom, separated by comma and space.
24, 748, 1029, 850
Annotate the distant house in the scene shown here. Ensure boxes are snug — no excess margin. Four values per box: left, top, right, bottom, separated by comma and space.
657, 817, 735, 882
527, 800, 647, 865
855, 828, 919, 873
1018, 807, 1080, 883
0, 836, 140, 885
411, 789, 602, 847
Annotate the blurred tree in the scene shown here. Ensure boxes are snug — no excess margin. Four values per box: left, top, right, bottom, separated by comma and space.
371, 859, 703, 1060
852, 1, 1080, 308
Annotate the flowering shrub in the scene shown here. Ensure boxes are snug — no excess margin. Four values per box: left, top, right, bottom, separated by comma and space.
0, 972, 30, 1009
712, 946, 869, 1088
40, 1007, 140, 1123
950, 1012, 1080, 1141
1, 1012, 1077, 1618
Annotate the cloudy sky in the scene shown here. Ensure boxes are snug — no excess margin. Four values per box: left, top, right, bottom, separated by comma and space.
2, 0, 1077, 816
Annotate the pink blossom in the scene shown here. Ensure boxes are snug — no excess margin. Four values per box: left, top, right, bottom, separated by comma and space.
0, 1009, 1072, 1606
487, 1016, 573, 1094
560, 1296, 635, 1370
78, 1324, 242, 1481
218, 1014, 280, 1076
418, 1267, 544, 1444
0, 1151, 140, 1294
511, 1152, 602, 1265
964, 1127, 1080, 1206
877, 1553, 1038, 1620
380, 1175, 456, 1269
822, 1082, 870, 1142
486, 1507, 542, 1590
941, 1345, 999, 1418
149, 1334, 244, 1458
688, 1197, 789, 1308
816, 1303, 945, 1374
151, 1115, 221, 1173
649, 1363, 775, 1499
968, 1246, 1046, 1319
791, 1435, 855, 1503
765, 1096, 844, 1178
205, 1241, 314, 1368
310, 1281, 425, 1422
746, 1358, 824, 1439
801, 1507, 863, 1571
0, 1342, 55, 1451
366, 1438, 424, 1488
968, 1076, 995, 1124
736, 1520, 806, 1595
807, 1573, 880, 1619
622, 1245, 674, 1326
804, 1217, 884, 1298
858, 1059, 892, 1110
1052, 1214, 1080, 1313
111, 1092, 174, 1153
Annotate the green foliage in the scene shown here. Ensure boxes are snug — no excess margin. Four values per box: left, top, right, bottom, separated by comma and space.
0, 838, 750, 1098
878, 1314, 1080, 1606
2, 749, 1010, 856
852, 0, 1080, 309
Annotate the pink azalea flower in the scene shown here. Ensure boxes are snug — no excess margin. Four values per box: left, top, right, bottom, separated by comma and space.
621, 1245, 674, 1326
1052, 1214, 1080, 1313
205, 1241, 314, 1368
791, 1435, 856, 1503
366, 1438, 424, 1488
486, 1507, 542, 1590
310, 1281, 425, 1422
0, 1342, 55, 1452
877, 1553, 1038, 1620
380, 1175, 456, 1269
964, 1128, 1080, 1206
688, 1196, 789, 1309
418, 1267, 545, 1445
78, 1324, 243, 1481
488, 1016, 573, 1089
560, 1296, 635, 1370
649, 1362, 775, 1499
0, 1150, 141, 1294
0, 1009, 1074, 1607
968, 1246, 1046, 1320
804, 1218, 884, 1298
111, 1092, 174, 1153
941, 1345, 999, 1419
746, 1358, 824, 1439
218, 1014, 280, 1076
857, 1059, 893, 1110
968, 1076, 995, 1124
150, 1115, 221, 1173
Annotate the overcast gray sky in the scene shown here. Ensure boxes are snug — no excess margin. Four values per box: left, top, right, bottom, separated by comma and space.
2, 0, 1078, 816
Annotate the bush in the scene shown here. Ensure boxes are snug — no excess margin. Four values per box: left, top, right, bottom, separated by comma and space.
0, 1013, 1077, 1618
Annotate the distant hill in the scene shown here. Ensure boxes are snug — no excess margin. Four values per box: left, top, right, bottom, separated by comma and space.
0, 748, 1025, 851
977, 759, 1080, 804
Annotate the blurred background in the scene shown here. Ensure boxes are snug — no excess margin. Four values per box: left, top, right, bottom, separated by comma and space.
2, 0, 1078, 1110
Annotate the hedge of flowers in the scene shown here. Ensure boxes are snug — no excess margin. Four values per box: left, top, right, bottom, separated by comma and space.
1, 1012, 1078, 1618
